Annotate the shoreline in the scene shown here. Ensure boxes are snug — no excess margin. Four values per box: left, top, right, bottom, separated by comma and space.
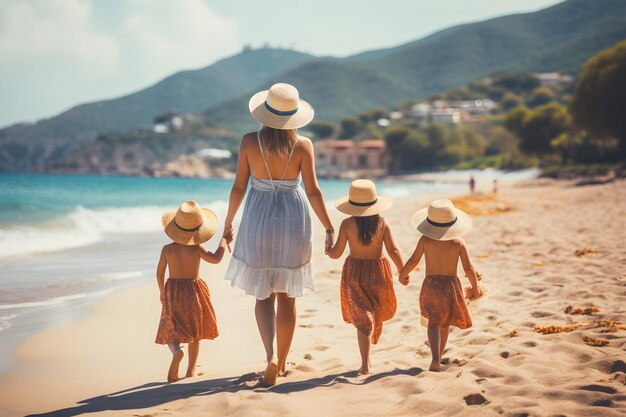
1, 179, 625, 416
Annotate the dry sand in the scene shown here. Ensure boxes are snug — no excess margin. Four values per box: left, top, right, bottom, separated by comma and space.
0, 179, 625, 417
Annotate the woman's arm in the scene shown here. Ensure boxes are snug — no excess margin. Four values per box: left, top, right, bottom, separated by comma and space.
383, 221, 404, 274
398, 236, 424, 286
224, 135, 251, 234
459, 239, 480, 297
327, 219, 348, 259
156, 247, 167, 303
300, 138, 334, 252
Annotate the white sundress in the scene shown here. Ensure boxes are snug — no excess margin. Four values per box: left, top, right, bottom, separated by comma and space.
225, 132, 314, 300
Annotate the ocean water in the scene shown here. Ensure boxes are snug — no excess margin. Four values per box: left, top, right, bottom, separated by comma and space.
0, 170, 537, 372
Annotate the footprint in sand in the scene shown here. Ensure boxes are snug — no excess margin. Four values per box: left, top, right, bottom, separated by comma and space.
463, 393, 488, 406
299, 324, 313, 328
303, 353, 313, 360
499, 351, 510, 359
313, 344, 330, 351
299, 313, 314, 319
523, 341, 537, 348
305, 308, 317, 313
531, 311, 552, 318
580, 385, 617, 394
441, 358, 467, 366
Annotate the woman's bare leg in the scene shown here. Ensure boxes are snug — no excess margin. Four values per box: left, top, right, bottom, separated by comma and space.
357, 329, 372, 374
274, 293, 296, 381
439, 326, 449, 358
255, 294, 277, 364
186, 341, 200, 377
427, 324, 442, 371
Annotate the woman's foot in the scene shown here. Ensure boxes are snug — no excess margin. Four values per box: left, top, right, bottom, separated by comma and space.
263, 360, 279, 386
168, 349, 184, 382
358, 366, 371, 375
185, 368, 196, 378
429, 360, 442, 372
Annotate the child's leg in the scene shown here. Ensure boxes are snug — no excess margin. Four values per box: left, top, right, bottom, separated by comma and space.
356, 329, 372, 375
186, 341, 200, 377
167, 342, 184, 383
439, 326, 450, 358
255, 294, 277, 364
426, 324, 442, 371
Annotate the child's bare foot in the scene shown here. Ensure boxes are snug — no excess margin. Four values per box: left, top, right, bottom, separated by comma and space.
185, 368, 196, 378
168, 349, 184, 382
429, 361, 442, 372
358, 366, 371, 375
263, 360, 279, 386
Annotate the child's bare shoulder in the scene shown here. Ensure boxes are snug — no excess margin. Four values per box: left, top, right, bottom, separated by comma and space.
340, 217, 356, 229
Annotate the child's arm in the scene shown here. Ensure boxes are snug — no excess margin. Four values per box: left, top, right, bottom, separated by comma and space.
327, 219, 348, 259
383, 221, 403, 274
398, 236, 424, 286
156, 247, 167, 303
459, 239, 480, 298
198, 234, 232, 264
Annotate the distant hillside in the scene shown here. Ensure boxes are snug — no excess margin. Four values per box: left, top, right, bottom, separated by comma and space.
203, 0, 626, 132
3, 0, 626, 172
0, 48, 315, 171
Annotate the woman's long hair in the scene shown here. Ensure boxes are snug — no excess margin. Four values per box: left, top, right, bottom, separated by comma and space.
355, 214, 380, 246
259, 126, 298, 159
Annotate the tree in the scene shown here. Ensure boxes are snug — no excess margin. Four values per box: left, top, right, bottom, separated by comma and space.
307, 121, 335, 139
570, 39, 626, 159
528, 86, 555, 108
339, 117, 361, 139
383, 127, 431, 172
504, 103, 572, 156
501, 93, 524, 111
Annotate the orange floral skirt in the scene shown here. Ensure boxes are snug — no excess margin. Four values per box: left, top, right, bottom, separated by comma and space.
341, 256, 396, 344
419, 275, 472, 329
155, 278, 218, 344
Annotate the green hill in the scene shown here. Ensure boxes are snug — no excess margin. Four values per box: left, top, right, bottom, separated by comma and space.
2, 0, 626, 171
0, 48, 315, 171
203, 0, 626, 132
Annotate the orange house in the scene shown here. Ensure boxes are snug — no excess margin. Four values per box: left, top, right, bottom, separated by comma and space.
314, 140, 387, 178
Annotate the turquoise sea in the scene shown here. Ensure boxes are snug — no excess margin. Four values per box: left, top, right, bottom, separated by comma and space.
0, 170, 537, 372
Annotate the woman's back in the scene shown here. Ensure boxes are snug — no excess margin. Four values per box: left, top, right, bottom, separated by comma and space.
422, 236, 462, 276
243, 131, 305, 181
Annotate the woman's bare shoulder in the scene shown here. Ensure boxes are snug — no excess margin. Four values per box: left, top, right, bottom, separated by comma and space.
241, 131, 257, 147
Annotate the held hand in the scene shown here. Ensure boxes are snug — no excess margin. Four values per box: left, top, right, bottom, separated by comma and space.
399, 274, 410, 286
324, 230, 334, 255
222, 229, 234, 244
466, 287, 483, 301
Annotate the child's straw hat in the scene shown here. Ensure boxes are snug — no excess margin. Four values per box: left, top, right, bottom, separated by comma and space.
410, 199, 472, 240
249, 83, 314, 129
335, 179, 392, 217
162, 200, 218, 245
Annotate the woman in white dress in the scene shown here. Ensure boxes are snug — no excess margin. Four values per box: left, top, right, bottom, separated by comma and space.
223, 83, 334, 385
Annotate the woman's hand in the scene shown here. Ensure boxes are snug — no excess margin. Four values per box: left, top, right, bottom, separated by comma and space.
324, 229, 334, 255
224, 222, 234, 238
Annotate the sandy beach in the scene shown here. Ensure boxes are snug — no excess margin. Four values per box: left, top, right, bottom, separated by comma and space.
0, 178, 625, 417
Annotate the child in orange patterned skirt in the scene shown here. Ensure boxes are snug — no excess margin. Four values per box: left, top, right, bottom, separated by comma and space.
327, 180, 403, 375
155, 200, 232, 382
399, 199, 483, 372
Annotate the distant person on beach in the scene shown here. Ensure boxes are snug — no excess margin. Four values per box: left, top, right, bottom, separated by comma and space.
155, 200, 233, 382
327, 179, 403, 375
399, 199, 482, 372
469, 176, 476, 195
493, 179, 499, 195
223, 83, 334, 386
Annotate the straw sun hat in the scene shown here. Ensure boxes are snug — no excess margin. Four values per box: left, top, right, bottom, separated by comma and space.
162, 200, 218, 245
335, 179, 392, 217
249, 83, 314, 129
410, 199, 472, 241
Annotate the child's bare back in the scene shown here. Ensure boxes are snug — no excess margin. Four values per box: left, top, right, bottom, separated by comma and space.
160, 243, 223, 280
333, 216, 393, 260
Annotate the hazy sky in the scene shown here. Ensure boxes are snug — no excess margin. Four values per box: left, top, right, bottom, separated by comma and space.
0, 0, 562, 128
